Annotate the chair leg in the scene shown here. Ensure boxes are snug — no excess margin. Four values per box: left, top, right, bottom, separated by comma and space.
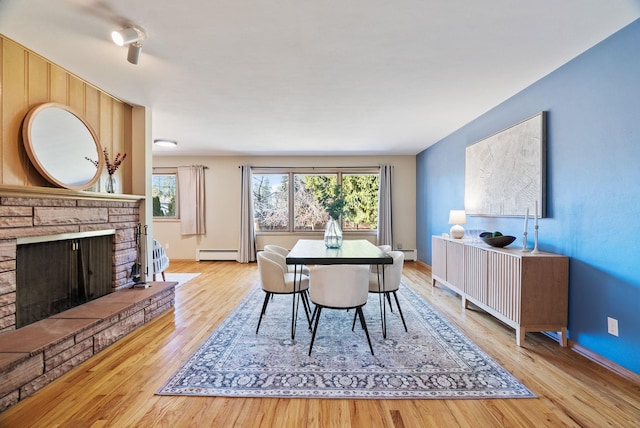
161, 271, 166, 281
392, 291, 408, 332
356, 306, 374, 356
308, 306, 323, 356
386, 293, 393, 312
300, 291, 312, 328
256, 291, 271, 334
310, 304, 320, 327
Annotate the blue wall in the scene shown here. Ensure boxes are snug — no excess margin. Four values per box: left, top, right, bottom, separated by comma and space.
416, 19, 640, 375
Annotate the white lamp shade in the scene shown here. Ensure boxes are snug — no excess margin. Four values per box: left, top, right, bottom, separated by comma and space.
449, 210, 466, 239
448, 210, 466, 225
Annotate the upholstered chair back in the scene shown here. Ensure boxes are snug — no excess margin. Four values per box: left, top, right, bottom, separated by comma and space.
369, 250, 404, 293
309, 265, 369, 309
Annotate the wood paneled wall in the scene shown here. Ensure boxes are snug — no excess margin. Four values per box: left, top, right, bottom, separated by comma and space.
0, 35, 133, 193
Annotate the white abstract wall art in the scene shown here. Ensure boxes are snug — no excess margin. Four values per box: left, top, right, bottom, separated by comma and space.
465, 112, 546, 217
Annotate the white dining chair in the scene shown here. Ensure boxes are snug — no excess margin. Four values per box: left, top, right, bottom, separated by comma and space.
308, 264, 374, 356
370, 245, 392, 274
263, 244, 288, 257
257, 251, 311, 339
369, 250, 407, 332
264, 244, 310, 275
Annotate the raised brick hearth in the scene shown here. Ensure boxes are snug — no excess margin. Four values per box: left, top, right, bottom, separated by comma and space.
0, 281, 175, 412
0, 190, 176, 412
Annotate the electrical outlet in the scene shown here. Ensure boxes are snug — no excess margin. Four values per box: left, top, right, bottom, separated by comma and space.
397, 243, 403, 250
607, 317, 619, 336
165, 243, 170, 249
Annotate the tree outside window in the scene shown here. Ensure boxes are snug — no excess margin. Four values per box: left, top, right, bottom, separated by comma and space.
152, 173, 177, 218
253, 174, 288, 230
253, 170, 379, 233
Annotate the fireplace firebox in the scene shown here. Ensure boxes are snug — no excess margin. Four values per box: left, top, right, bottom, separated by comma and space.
16, 230, 115, 328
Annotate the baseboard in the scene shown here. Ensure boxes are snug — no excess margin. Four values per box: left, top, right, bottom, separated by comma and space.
570, 340, 640, 385
196, 249, 237, 261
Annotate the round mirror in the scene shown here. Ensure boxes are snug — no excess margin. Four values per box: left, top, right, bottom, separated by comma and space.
22, 103, 103, 190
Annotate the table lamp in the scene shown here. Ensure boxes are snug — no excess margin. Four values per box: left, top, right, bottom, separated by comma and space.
449, 210, 466, 239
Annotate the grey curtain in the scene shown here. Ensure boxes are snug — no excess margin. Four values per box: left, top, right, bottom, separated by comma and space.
178, 165, 206, 235
377, 164, 393, 247
237, 165, 256, 263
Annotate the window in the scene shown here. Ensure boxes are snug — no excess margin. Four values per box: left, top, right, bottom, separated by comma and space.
294, 174, 337, 231
341, 173, 379, 231
253, 174, 289, 230
252, 169, 379, 233
152, 171, 178, 218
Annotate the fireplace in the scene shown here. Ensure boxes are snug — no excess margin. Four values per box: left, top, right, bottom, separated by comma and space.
0, 190, 178, 414
16, 230, 115, 328
0, 192, 143, 333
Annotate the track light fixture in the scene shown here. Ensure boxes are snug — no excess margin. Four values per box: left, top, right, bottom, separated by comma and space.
127, 42, 143, 64
111, 26, 146, 65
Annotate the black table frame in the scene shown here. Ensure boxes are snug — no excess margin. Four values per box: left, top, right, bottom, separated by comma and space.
286, 239, 394, 338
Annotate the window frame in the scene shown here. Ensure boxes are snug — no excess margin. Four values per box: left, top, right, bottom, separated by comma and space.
152, 168, 179, 220
252, 167, 379, 235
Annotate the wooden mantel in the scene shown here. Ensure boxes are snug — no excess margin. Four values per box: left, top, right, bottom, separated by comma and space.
0, 184, 144, 202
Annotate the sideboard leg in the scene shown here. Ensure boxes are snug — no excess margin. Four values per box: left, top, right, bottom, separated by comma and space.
516, 327, 525, 346
559, 328, 568, 347
461, 295, 469, 310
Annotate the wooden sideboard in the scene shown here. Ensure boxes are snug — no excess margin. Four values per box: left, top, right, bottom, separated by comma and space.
432, 236, 569, 346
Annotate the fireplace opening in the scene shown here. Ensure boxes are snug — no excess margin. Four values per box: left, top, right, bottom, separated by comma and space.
16, 230, 115, 328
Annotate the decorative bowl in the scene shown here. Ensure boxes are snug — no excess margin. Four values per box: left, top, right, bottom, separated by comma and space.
480, 233, 516, 248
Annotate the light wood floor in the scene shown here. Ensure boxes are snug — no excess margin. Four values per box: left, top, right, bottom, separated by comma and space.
1, 260, 638, 427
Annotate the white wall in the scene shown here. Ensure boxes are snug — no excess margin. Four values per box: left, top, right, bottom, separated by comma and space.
152, 155, 416, 260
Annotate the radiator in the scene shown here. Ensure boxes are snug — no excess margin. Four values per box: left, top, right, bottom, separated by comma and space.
398, 249, 417, 261
196, 249, 238, 261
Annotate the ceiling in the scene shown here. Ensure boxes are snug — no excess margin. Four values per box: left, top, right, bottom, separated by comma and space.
1, 1, 638, 157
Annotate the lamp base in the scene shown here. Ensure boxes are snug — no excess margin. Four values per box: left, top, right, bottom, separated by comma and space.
450, 224, 465, 239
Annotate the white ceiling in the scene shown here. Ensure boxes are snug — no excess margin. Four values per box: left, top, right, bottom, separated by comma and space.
1, 0, 638, 156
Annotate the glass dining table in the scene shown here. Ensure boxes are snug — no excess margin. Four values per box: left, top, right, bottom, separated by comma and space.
286, 239, 394, 338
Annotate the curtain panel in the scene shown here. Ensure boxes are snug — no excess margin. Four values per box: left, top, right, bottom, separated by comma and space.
377, 164, 393, 247
237, 165, 256, 263
178, 165, 206, 235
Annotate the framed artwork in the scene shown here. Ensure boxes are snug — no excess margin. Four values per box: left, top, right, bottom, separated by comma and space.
464, 112, 546, 217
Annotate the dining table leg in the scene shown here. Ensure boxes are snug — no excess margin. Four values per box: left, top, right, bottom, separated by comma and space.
376, 264, 387, 339
291, 264, 299, 340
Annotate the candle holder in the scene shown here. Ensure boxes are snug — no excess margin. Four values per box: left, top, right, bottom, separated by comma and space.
531, 225, 540, 254
521, 231, 530, 252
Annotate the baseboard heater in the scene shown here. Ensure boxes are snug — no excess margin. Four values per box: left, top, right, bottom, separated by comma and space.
397, 249, 416, 261
196, 249, 238, 261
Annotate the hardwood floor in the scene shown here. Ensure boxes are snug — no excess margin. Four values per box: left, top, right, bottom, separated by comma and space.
1, 260, 638, 427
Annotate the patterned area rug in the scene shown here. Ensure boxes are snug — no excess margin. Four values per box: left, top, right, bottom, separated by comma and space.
156, 284, 535, 399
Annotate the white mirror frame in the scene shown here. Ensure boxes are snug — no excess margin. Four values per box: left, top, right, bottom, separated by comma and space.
22, 103, 104, 190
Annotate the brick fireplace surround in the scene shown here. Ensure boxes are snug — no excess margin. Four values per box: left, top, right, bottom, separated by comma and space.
0, 190, 176, 412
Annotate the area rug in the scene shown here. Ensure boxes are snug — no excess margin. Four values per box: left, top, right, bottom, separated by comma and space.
156, 284, 535, 399
163, 273, 201, 288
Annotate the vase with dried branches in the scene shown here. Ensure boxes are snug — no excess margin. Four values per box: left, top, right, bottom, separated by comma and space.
86, 148, 127, 193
